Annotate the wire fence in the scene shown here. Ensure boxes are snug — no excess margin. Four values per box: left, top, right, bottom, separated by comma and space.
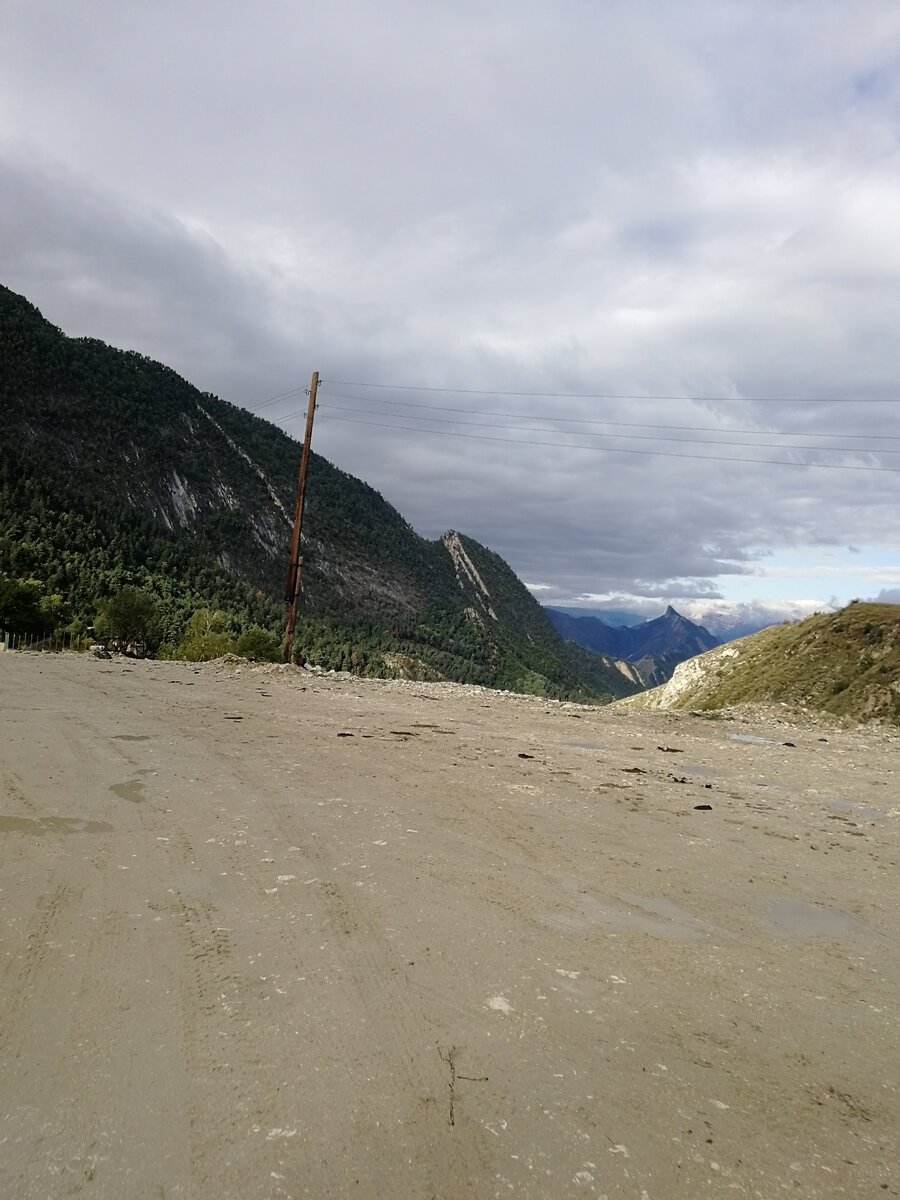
1, 629, 86, 653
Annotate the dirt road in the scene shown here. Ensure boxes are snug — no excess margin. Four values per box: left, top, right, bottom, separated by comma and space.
1, 652, 898, 1198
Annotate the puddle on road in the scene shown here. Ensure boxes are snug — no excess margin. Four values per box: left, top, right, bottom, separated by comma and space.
109, 779, 146, 803
766, 899, 868, 939
828, 798, 884, 821
0, 815, 114, 835
562, 740, 607, 751
680, 762, 722, 779
546, 889, 717, 941
112, 734, 150, 742
728, 733, 773, 745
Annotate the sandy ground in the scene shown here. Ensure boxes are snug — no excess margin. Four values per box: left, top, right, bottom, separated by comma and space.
1, 652, 898, 1200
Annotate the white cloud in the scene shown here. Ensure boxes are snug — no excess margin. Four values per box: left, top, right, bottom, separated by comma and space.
754, 564, 900, 582
673, 598, 834, 638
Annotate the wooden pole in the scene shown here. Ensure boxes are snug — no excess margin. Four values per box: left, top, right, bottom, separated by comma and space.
282, 371, 318, 663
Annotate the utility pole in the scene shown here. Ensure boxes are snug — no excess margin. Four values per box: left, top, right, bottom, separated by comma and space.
282, 371, 318, 663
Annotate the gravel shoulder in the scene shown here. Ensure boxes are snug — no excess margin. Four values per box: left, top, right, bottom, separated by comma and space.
1, 652, 898, 1199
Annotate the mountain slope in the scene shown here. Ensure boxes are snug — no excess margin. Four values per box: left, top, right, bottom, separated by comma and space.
0, 285, 637, 701
545, 606, 644, 628
620, 602, 900, 724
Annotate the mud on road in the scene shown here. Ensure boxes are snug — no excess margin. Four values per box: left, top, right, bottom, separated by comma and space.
1, 653, 898, 1198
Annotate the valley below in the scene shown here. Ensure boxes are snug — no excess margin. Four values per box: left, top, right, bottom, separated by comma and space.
1, 652, 898, 1199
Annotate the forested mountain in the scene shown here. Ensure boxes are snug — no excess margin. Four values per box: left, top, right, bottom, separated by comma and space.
0, 285, 639, 701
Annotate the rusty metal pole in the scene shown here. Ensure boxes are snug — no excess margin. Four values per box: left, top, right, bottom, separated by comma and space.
282, 371, 319, 663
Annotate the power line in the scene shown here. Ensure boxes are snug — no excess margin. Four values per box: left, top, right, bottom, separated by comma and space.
318, 385, 900, 442
253, 384, 309, 411
319, 412, 900, 473
283, 393, 900, 446
319, 401, 900, 457
260, 379, 898, 441
324, 378, 900, 404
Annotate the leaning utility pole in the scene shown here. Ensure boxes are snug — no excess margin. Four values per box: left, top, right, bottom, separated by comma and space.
282, 371, 319, 663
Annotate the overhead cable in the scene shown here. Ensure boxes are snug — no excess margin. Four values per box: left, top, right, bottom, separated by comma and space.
324, 378, 899, 404
317, 402, 900, 457
317, 386, 900, 442
318, 412, 900, 473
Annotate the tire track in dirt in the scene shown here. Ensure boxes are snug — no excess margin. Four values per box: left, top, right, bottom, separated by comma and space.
1, 771, 39, 814
186, 730, 498, 1190
0, 878, 82, 1058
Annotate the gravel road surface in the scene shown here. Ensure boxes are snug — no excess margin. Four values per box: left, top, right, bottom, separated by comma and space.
1, 653, 898, 1198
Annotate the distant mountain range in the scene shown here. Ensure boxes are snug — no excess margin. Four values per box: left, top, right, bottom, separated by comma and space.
0, 284, 640, 703
546, 605, 721, 686
544, 604, 785, 643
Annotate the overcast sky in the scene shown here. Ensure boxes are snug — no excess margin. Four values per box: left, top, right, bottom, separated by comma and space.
3, 0, 900, 631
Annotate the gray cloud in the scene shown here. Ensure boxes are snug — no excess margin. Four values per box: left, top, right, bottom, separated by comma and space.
2, 1, 900, 613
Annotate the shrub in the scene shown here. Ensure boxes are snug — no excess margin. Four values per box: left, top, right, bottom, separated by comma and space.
235, 626, 281, 662
97, 587, 161, 652
177, 608, 234, 661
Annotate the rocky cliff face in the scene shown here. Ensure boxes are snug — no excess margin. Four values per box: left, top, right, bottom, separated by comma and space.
622, 642, 744, 710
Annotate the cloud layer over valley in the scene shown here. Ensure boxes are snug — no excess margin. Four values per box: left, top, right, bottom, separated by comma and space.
3, 1, 900, 623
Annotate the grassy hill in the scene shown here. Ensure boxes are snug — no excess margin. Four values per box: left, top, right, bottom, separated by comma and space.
622, 602, 900, 725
